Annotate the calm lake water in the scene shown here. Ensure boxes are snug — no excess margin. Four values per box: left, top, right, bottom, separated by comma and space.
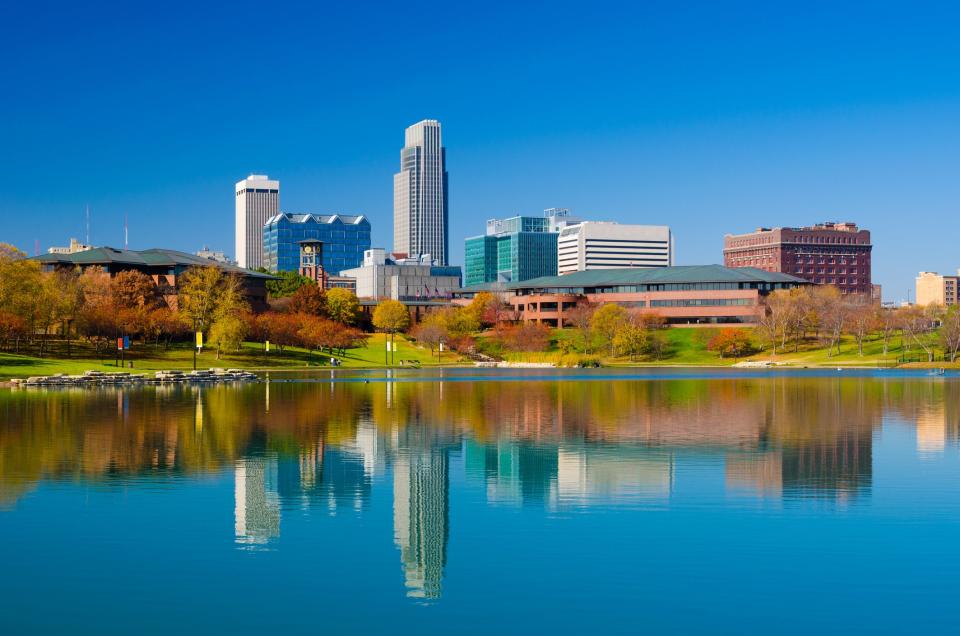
1, 368, 959, 634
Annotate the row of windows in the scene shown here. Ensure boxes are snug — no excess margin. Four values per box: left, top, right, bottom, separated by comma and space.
796, 268, 859, 275
515, 281, 797, 295
650, 298, 753, 307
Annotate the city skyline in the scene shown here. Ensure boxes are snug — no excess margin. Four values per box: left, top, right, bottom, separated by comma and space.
3, 2, 960, 301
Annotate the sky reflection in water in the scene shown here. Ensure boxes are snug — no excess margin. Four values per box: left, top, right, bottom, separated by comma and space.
1, 370, 959, 634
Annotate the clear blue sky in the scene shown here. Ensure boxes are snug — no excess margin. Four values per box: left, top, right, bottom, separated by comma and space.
2, 0, 958, 301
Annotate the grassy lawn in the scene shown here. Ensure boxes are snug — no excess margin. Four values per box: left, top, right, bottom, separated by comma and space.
484, 327, 944, 368
1, 328, 951, 379
0, 333, 463, 380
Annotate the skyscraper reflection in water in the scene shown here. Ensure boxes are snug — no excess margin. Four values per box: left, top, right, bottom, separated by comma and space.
391, 422, 457, 600
234, 456, 280, 545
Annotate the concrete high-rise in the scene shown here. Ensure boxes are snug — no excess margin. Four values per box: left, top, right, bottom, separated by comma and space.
235, 174, 279, 269
916, 270, 960, 306
393, 120, 448, 265
557, 221, 673, 275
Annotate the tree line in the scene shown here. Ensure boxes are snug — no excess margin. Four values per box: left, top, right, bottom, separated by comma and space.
758, 286, 960, 361
0, 244, 370, 360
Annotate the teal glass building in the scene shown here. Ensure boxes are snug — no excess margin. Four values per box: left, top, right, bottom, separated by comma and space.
263, 213, 371, 274
464, 215, 560, 286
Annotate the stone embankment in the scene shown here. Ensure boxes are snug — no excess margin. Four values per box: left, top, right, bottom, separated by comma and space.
474, 361, 556, 368
11, 369, 259, 388
731, 360, 785, 368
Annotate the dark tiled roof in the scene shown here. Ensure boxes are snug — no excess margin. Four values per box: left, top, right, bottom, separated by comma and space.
458, 265, 807, 292
32, 247, 274, 279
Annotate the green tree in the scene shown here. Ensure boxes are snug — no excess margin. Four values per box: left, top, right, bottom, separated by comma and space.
326, 288, 361, 325
263, 270, 314, 298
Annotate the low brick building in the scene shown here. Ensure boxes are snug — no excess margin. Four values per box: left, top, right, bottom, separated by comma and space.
454, 265, 807, 327
34, 247, 273, 311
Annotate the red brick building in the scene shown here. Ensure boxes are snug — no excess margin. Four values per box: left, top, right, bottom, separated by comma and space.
723, 222, 872, 294
454, 265, 808, 327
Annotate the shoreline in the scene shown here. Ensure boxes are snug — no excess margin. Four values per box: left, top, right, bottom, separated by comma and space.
3, 361, 955, 388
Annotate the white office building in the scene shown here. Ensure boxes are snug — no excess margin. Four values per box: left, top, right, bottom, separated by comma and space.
235, 174, 279, 269
393, 120, 449, 265
557, 222, 673, 275
341, 248, 462, 301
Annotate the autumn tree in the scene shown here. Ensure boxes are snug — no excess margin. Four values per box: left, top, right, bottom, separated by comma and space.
612, 320, 647, 360
466, 291, 513, 328
144, 306, 186, 348
411, 310, 449, 357
255, 311, 302, 354
899, 304, 941, 362
590, 304, 628, 356
873, 305, 899, 356
0, 254, 49, 353
178, 266, 249, 339
940, 305, 960, 363
75, 267, 118, 357
846, 296, 875, 356
707, 328, 755, 358
288, 283, 327, 316
208, 314, 247, 359
112, 270, 158, 310
808, 286, 850, 356
759, 289, 798, 353
178, 266, 224, 334
447, 306, 481, 337
328, 324, 367, 355
565, 301, 597, 353
495, 322, 551, 353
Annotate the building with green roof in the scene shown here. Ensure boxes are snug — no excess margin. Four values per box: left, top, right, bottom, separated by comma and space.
33, 247, 274, 311
454, 264, 808, 327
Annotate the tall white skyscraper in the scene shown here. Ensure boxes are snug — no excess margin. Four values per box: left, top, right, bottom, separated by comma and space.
393, 120, 449, 265
235, 174, 279, 269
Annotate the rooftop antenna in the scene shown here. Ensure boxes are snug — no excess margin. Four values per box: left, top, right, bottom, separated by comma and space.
124, 214, 129, 250
34, 239, 40, 256
85, 204, 90, 245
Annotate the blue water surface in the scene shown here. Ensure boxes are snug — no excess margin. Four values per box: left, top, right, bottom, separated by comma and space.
1, 369, 958, 634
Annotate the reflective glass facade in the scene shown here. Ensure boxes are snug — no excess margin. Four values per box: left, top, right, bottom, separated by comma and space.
463, 216, 558, 287
263, 213, 371, 275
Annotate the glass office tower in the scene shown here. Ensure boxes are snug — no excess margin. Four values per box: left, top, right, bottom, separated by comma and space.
464, 215, 561, 286
263, 213, 371, 274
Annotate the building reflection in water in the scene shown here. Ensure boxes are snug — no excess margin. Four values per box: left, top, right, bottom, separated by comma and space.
234, 456, 280, 545
389, 406, 458, 600
10, 376, 960, 596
